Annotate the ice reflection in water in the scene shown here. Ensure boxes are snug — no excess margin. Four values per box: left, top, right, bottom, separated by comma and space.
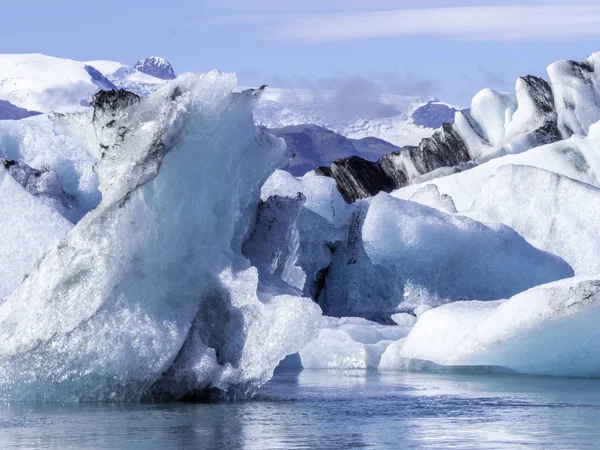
1, 370, 600, 449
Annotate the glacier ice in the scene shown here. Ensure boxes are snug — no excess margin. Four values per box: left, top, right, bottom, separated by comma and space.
246, 171, 573, 322
548, 52, 600, 138
468, 164, 600, 275
381, 276, 600, 377
393, 129, 600, 211
0, 114, 101, 221
316, 53, 600, 205
317, 193, 572, 319
469, 89, 517, 147
0, 72, 321, 401
298, 316, 411, 370
0, 166, 72, 299
408, 184, 457, 214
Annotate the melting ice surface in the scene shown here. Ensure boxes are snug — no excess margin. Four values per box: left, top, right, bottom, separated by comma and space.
1, 371, 600, 449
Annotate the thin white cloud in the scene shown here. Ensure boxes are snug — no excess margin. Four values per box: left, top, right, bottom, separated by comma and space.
226, 5, 600, 42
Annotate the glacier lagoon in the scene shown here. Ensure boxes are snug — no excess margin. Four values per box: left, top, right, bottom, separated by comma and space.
1, 370, 600, 449
4, 48, 600, 448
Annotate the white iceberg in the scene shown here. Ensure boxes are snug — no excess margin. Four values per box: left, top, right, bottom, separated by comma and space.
468, 164, 600, 275
299, 316, 412, 370
247, 171, 573, 322
0, 72, 321, 401
319, 192, 573, 318
381, 276, 600, 377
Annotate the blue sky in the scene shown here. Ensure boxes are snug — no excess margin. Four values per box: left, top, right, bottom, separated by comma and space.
2, 0, 600, 105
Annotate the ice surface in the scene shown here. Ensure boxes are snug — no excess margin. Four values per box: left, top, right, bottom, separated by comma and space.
244, 169, 351, 300
0, 72, 321, 401
393, 130, 600, 211
547, 52, 600, 137
318, 193, 572, 319
299, 316, 411, 370
382, 276, 600, 377
247, 167, 573, 323
469, 89, 517, 147
408, 184, 457, 214
0, 114, 100, 220
0, 166, 72, 299
468, 165, 600, 275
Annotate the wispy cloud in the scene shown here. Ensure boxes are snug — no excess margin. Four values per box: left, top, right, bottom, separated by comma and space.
219, 5, 600, 42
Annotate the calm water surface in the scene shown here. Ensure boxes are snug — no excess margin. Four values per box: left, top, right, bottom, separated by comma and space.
1, 370, 600, 449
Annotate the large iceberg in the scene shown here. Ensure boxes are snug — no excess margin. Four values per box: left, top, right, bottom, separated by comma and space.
393, 127, 600, 211
0, 73, 320, 401
318, 193, 572, 319
246, 170, 573, 322
381, 276, 600, 377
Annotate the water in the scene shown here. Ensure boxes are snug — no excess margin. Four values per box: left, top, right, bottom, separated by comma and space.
1, 370, 600, 449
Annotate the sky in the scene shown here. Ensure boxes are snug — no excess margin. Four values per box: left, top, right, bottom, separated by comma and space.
2, 0, 600, 105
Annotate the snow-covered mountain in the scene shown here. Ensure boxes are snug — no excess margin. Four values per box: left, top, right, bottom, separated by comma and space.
0, 54, 169, 113
2, 50, 600, 399
268, 124, 401, 176
254, 87, 458, 148
85, 59, 169, 96
133, 56, 176, 80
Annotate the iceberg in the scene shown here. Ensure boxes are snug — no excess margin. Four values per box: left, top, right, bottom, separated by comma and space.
246, 172, 573, 322
468, 164, 600, 275
0, 72, 320, 401
381, 276, 600, 377
318, 193, 573, 319
299, 316, 411, 370
393, 129, 600, 211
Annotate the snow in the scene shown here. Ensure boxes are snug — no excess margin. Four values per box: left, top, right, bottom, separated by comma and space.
299, 317, 411, 370
86, 59, 167, 96
382, 276, 600, 377
0, 54, 102, 113
133, 56, 176, 80
467, 164, 600, 275
0, 72, 321, 401
411, 101, 459, 129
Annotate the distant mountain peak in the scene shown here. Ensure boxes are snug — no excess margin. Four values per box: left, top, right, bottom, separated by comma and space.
133, 56, 176, 80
